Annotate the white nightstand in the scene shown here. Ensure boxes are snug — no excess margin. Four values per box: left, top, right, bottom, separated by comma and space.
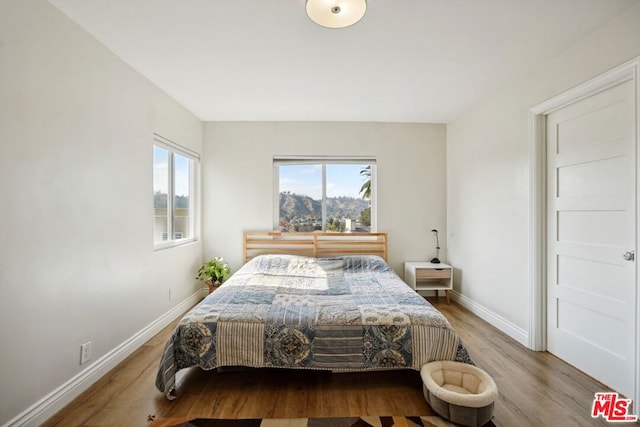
404, 262, 453, 304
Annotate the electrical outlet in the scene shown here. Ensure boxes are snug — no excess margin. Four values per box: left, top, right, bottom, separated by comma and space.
80, 341, 92, 365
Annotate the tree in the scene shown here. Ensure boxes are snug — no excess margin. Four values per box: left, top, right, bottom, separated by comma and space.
327, 217, 345, 232
359, 165, 371, 200
359, 207, 371, 226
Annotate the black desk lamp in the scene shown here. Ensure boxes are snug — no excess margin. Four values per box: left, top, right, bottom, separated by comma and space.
430, 229, 441, 264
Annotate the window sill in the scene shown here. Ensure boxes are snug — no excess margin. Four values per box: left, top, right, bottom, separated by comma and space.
154, 238, 197, 252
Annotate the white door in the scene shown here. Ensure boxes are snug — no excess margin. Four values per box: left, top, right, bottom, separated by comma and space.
547, 77, 636, 398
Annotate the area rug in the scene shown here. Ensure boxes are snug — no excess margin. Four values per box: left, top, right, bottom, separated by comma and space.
148, 415, 496, 427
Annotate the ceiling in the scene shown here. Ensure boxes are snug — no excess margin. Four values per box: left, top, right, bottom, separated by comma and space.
48, 0, 639, 123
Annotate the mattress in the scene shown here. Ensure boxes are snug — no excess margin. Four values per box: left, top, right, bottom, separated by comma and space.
156, 254, 472, 396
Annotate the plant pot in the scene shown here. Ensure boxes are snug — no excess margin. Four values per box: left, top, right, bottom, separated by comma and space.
204, 279, 220, 294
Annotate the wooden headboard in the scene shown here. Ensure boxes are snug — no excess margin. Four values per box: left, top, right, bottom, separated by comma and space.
243, 232, 388, 263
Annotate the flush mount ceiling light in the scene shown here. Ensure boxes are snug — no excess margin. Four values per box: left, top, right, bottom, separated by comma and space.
306, 0, 367, 29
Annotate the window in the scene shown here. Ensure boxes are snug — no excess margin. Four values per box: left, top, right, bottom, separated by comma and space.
274, 157, 376, 232
153, 134, 199, 247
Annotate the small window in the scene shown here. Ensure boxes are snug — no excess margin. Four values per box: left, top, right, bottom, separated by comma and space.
274, 158, 376, 232
153, 135, 199, 247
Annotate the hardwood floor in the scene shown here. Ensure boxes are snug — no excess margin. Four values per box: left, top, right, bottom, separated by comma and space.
43, 298, 617, 426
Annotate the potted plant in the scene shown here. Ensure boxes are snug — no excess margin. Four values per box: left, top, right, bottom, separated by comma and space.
196, 257, 231, 293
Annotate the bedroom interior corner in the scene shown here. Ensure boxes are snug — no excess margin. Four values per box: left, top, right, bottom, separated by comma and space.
3, 0, 640, 426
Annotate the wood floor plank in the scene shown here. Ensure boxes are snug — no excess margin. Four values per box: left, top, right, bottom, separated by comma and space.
43, 298, 619, 426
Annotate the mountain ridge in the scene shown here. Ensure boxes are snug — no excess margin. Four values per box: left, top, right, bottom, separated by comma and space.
279, 192, 369, 219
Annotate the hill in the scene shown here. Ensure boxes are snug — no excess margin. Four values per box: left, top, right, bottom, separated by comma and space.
279, 193, 369, 219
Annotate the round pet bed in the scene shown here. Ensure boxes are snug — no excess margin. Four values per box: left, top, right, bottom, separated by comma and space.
421, 361, 498, 427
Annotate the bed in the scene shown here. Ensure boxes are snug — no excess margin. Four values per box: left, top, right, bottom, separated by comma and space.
155, 232, 472, 399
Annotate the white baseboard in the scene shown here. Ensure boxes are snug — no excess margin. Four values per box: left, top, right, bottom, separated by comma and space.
5, 289, 206, 427
450, 290, 529, 347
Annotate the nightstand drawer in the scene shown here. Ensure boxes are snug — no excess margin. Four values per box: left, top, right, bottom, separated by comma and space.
416, 268, 451, 280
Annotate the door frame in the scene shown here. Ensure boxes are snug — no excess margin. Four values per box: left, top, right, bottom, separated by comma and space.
528, 57, 640, 406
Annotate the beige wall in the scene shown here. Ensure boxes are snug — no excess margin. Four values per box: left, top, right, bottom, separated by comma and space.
6, 0, 640, 423
202, 122, 447, 274
0, 0, 203, 424
447, 3, 640, 339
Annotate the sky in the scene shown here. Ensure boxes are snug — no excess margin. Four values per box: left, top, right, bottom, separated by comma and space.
153, 145, 191, 196
279, 164, 370, 200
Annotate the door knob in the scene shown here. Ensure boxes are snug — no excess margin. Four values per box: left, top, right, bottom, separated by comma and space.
623, 251, 635, 261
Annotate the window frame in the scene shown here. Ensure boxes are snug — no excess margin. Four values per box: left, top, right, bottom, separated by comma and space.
273, 156, 377, 232
153, 134, 199, 250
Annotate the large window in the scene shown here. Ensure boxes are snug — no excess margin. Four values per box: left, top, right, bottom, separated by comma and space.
274, 158, 376, 232
153, 135, 199, 247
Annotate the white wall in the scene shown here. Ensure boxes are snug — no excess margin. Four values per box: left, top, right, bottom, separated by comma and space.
202, 122, 447, 274
447, 4, 640, 337
0, 0, 203, 424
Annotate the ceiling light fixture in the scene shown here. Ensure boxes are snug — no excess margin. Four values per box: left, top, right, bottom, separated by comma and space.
306, 0, 367, 29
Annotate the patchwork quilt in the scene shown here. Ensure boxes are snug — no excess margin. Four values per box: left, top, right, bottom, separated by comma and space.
156, 255, 472, 396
